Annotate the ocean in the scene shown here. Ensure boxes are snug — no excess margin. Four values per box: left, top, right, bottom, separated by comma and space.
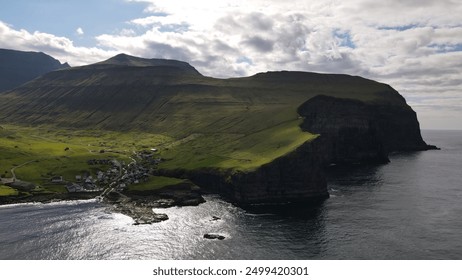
1, 130, 461, 260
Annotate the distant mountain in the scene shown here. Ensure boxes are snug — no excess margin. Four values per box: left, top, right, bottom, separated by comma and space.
0, 48, 69, 92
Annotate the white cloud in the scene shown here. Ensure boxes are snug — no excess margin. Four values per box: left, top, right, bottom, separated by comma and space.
2, 0, 462, 129
0, 21, 115, 66
76, 27, 84, 35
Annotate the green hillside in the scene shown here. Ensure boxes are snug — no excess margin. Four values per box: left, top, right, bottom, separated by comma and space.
0, 54, 409, 178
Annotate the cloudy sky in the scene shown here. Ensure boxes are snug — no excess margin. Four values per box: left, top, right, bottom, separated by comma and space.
1, 0, 461, 129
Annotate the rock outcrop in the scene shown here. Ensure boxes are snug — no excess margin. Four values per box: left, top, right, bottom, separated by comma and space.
204, 233, 225, 240
103, 191, 169, 225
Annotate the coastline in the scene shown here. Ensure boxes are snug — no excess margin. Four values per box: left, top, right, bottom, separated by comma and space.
0, 182, 206, 224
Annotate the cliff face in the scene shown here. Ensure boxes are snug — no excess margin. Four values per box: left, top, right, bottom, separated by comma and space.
227, 139, 328, 204
184, 93, 435, 206
298, 95, 435, 165
157, 139, 328, 205
156, 92, 435, 206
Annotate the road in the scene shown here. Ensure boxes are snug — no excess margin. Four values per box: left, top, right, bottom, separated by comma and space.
10, 160, 38, 181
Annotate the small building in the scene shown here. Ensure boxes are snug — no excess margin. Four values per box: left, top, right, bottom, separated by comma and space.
75, 175, 82, 182
66, 183, 84, 193
51, 176, 63, 183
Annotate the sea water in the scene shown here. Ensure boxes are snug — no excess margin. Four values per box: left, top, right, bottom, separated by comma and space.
1, 130, 461, 260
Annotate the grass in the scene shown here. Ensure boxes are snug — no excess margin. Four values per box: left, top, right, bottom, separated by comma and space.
158, 118, 318, 171
41, 185, 68, 194
126, 176, 186, 192
0, 185, 18, 196
1, 114, 317, 191
0, 125, 170, 185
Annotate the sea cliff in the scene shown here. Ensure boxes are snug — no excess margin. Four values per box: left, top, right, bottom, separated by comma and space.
298, 95, 437, 164
156, 138, 328, 205
157, 94, 437, 206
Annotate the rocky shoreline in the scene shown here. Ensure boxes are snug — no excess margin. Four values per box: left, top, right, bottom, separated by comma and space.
0, 182, 205, 225
104, 182, 205, 225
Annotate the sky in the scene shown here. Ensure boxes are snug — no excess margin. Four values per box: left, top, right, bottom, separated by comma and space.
1, 0, 461, 130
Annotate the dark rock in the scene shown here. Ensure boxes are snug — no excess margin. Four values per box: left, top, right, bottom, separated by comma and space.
111, 200, 169, 225
204, 233, 225, 240
104, 190, 169, 225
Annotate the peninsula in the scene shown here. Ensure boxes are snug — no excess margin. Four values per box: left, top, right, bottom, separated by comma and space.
0, 52, 436, 218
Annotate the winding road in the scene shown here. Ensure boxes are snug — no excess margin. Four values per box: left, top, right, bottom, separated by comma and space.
10, 160, 38, 181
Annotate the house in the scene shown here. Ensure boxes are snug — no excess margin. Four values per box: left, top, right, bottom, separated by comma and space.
116, 183, 127, 191
66, 183, 84, 193
51, 176, 63, 183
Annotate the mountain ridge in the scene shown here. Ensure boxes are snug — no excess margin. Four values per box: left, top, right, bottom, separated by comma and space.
0, 48, 69, 92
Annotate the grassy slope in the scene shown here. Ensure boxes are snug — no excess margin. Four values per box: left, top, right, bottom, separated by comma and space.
159, 119, 317, 170
0, 64, 408, 185
0, 125, 169, 186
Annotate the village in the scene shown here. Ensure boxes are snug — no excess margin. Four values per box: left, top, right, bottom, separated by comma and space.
63, 149, 162, 194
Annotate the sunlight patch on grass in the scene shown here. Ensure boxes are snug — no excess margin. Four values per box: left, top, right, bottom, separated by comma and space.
0, 185, 18, 196
159, 119, 318, 171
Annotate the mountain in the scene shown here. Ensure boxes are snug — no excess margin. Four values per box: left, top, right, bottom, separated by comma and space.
0, 48, 69, 92
95, 53, 201, 74
0, 54, 406, 135
0, 53, 434, 205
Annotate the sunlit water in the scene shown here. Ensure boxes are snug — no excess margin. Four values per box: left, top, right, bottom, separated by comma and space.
1, 130, 461, 259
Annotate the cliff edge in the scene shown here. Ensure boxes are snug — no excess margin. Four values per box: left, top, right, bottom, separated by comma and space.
298, 95, 438, 165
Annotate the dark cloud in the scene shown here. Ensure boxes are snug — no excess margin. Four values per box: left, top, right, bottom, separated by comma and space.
241, 36, 274, 52
244, 12, 274, 31
215, 12, 274, 33
212, 39, 237, 54
214, 15, 243, 33
144, 41, 194, 62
